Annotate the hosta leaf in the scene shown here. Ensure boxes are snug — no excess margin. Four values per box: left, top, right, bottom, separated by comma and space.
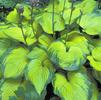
76, 0, 96, 14
48, 41, 66, 64
62, 46, 85, 70
87, 56, 101, 71
0, 26, 36, 45
6, 8, 19, 23
6, 4, 31, 23
14, 81, 47, 100
0, 80, 20, 100
52, 72, 92, 100
87, 47, 101, 71
0, 39, 12, 57
27, 47, 48, 61
46, 0, 71, 13
63, 8, 80, 24
66, 34, 90, 55
24, 26, 37, 45
38, 34, 53, 48
48, 41, 85, 70
79, 13, 101, 35
63, 0, 96, 24
91, 84, 99, 100
3, 47, 28, 78
32, 21, 43, 37
35, 12, 65, 34
92, 47, 101, 62
27, 59, 53, 95
1, 26, 25, 43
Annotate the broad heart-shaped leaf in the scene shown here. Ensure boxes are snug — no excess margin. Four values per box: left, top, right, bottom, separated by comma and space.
75, 0, 96, 14
87, 56, 101, 71
66, 34, 90, 55
45, 0, 71, 13
0, 26, 25, 42
27, 47, 48, 61
0, 26, 36, 45
92, 47, 101, 62
6, 4, 31, 23
3, 47, 28, 78
48, 41, 66, 65
63, 0, 96, 24
63, 8, 81, 24
0, 80, 20, 100
87, 47, 101, 71
27, 59, 54, 95
52, 72, 93, 100
48, 41, 85, 70
35, 12, 65, 34
79, 13, 101, 35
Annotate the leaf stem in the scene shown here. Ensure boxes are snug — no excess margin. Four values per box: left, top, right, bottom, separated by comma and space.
30, 5, 37, 39
78, 10, 83, 24
52, 0, 55, 39
65, 1, 74, 44
69, 1, 74, 24
62, 0, 66, 17
18, 13, 28, 46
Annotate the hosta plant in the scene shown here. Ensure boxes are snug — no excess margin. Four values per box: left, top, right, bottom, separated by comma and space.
0, 0, 101, 100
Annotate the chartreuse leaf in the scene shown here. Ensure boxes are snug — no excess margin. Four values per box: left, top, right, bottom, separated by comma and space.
38, 34, 54, 48
3, 47, 28, 78
27, 59, 54, 95
24, 26, 37, 45
87, 47, 101, 71
0, 39, 12, 57
52, 72, 92, 100
48, 41, 66, 64
48, 41, 85, 70
27, 47, 48, 61
92, 47, 101, 62
32, 21, 43, 37
76, 0, 96, 14
66, 33, 90, 55
63, 8, 80, 24
6, 4, 31, 23
46, 0, 71, 13
79, 13, 101, 35
63, 46, 85, 70
6, 8, 19, 23
0, 26, 36, 45
1, 26, 25, 42
87, 56, 101, 71
35, 12, 65, 34
63, 0, 96, 24
0, 80, 20, 100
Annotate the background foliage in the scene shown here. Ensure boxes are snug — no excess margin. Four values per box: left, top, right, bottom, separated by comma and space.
0, 0, 101, 100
